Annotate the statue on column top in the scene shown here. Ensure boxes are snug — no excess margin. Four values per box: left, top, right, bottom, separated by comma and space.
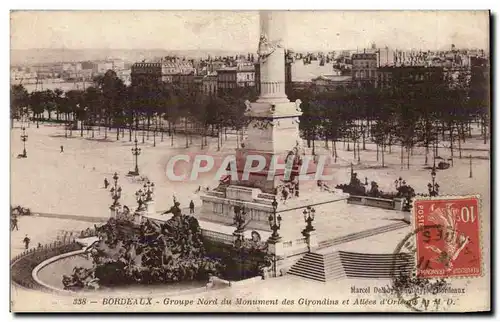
257, 34, 283, 63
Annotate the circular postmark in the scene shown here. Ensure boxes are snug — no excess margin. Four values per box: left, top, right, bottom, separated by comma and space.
390, 224, 457, 312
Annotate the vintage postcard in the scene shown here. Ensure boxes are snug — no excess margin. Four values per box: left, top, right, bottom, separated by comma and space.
10, 10, 490, 312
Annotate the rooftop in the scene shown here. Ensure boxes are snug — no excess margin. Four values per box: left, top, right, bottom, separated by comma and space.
313, 75, 352, 82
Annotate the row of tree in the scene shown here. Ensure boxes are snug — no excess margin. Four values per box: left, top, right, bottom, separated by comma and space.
11, 67, 489, 168
292, 68, 489, 168
11, 70, 257, 150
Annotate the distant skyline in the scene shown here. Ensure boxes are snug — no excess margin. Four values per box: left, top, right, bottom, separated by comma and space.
11, 11, 489, 52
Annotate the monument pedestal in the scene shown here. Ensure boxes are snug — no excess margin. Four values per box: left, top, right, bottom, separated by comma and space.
267, 239, 285, 258
133, 210, 145, 225
145, 200, 155, 217
109, 205, 118, 219
305, 230, 319, 252
195, 10, 350, 258
198, 184, 349, 232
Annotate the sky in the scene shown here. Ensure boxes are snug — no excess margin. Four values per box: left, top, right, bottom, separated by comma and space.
10, 10, 490, 52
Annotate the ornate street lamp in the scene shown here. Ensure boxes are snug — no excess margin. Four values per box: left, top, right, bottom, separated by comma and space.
131, 137, 141, 175
20, 127, 28, 158
302, 206, 316, 234
394, 177, 406, 190
110, 172, 122, 207
267, 198, 282, 277
469, 154, 473, 178
268, 198, 282, 242
135, 189, 146, 211
143, 181, 155, 202
233, 205, 247, 248
427, 167, 439, 197
302, 206, 316, 252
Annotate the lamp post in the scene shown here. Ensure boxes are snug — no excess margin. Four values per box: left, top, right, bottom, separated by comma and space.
394, 177, 406, 190
427, 167, 439, 197
20, 127, 28, 158
267, 198, 282, 278
110, 172, 122, 208
302, 206, 316, 252
135, 189, 146, 211
143, 181, 155, 202
131, 137, 141, 175
469, 154, 473, 178
233, 205, 247, 248
268, 198, 282, 243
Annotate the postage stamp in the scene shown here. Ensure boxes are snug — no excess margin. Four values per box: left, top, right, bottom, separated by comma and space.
413, 196, 482, 279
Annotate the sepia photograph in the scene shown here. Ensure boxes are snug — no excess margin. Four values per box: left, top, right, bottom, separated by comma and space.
9, 9, 491, 313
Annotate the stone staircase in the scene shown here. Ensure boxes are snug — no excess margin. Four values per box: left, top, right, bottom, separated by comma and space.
288, 250, 414, 282
288, 252, 346, 282
340, 251, 413, 279
317, 221, 408, 249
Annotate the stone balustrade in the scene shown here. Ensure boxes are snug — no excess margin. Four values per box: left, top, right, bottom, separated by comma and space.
348, 195, 406, 211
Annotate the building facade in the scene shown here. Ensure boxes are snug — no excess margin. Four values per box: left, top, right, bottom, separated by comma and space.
130, 60, 197, 87
93, 62, 114, 75
131, 62, 163, 86
311, 75, 353, 92
202, 73, 218, 96
161, 61, 196, 83
216, 66, 255, 95
376, 66, 444, 89
352, 53, 378, 87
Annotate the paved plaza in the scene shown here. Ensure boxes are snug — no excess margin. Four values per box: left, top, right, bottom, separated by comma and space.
11, 122, 490, 221
10, 122, 491, 312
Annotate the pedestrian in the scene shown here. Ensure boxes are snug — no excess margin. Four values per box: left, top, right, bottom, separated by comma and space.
23, 235, 31, 249
189, 200, 195, 214
60, 145, 64, 153
104, 178, 109, 189
37, 243, 42, 248
11, 217, 18, 231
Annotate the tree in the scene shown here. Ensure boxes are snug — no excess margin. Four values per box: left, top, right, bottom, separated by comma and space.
94, 70, 126, 139
10, 84, 29, 127
371, 96, 396, 169
469, 58, 490, 144
205, 95, 229, 151
53, 88, 64, 121
83, 86, 101, 138
28, 91, 45, 128
65, 90, 84, 136
323, 97, 344, 162
42, 89, 57, 121
190, 92, 210, 149
162, 86, 181, 146
299, 90, 323, 155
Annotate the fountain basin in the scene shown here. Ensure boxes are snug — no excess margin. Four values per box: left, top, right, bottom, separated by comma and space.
34, 251, 207, 294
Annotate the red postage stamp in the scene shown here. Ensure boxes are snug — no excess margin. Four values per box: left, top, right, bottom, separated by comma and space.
414, 196, 482, 278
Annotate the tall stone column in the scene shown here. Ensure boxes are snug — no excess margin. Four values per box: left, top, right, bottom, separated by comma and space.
232, 10, 307, 193
257, 11, 289, 103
